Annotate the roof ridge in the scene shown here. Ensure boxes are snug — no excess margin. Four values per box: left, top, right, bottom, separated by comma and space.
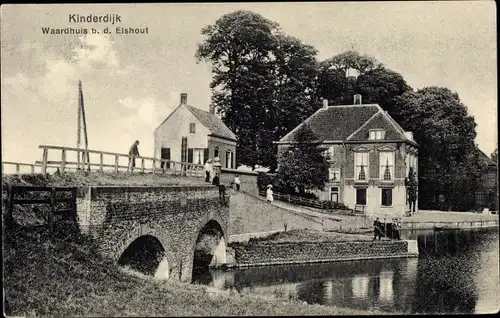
154, 103, 184, 133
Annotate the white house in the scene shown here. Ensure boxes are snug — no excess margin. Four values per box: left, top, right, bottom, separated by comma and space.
154, 93, 237, 169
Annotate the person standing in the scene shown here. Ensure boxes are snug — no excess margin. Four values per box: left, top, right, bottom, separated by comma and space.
395, 218, 402, 240
266, 184, 274, 204
128, 140, 140, 172
234, 175, 241, 191
373, 217, 381, 241
204, 159, 213, 183
212, 172, 220, 187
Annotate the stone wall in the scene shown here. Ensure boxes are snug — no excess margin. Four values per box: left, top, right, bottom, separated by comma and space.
76, 185, 229, 282
230, 240, 414, 266
220, 168, 259, 197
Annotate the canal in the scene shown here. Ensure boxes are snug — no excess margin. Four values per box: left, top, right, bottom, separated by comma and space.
193, 228, 499, 314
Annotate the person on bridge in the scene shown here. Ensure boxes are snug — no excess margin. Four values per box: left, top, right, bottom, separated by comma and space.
266, 184, 273, 203
234, 175, 241, 191
204, 159, 212, 182
128, 140, 140, 172
212, 172, 220, 186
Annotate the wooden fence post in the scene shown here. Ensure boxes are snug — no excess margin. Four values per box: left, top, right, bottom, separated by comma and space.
172, 163, 176, 175
152, 159, 156, 174
141, 158, 145, 173
81, 150, 87, 171
61, 149, 67, 173
15, 164, 20, 174
114, 156, 119, 173
48, 187, 55, 234
99, 154, 104, 172
76, 149, 81, 170
6, 185, 14, 232
30, 165, 35, 173
41, 148, 49, 174
71, 188, 79, 230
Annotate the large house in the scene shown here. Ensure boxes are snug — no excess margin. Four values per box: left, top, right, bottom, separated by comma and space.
154, 93, 237, 169
276, 95, 419, 218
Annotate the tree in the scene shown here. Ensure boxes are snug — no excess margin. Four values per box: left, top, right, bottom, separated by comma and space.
394, 87, 483, 211
405, 167, 418, 213
197, 11, 321, 169
275, 124, 329, 195
491, 148, 498, 163
317, 51, 412, 108
196, 11, 279, 168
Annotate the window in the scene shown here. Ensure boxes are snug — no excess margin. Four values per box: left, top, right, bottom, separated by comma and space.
323, 146, 334, 162
225, 150, 233, 169
181, 137, 188, 162
355, 152, 369, 181
193, 149, 204, 165
214, 147, 219, 158
369, 129, 385, 140
379, 151, 394, 181
329, 168, 340, 181
381, 189, 392, 206
330, 187, 339, 203
189, 123, 196, 134
356, 188, 367, 205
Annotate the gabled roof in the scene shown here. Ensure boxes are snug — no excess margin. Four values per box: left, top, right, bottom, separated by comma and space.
154, 103, 237, 141
278, 103, 417, 146
478, 148, 496, 166
185, 105, 237, 141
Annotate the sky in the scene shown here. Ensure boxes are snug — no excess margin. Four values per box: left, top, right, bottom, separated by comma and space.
1, 2, 497, 167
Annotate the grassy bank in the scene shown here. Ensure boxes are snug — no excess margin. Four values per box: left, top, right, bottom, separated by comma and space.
241, 229, 373, 245
3, 226, 392, 317
2, 171, 206, 188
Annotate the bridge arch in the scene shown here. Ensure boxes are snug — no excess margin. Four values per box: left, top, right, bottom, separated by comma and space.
114, 224, 175, 280
191, 219, 227, 283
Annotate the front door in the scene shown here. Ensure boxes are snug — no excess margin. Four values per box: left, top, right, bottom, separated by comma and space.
161, 148, 170, 169
330, 187, 339, 203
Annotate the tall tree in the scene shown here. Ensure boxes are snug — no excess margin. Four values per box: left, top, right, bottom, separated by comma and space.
394, 87, 483, 211
197, 11, 320, 169
491, 148, 498, 163
318, 51, 412, 108
275, 124, 329, 195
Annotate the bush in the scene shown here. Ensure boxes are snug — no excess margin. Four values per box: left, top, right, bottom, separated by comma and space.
319, 200, 349, 210
257, 172, 273, 192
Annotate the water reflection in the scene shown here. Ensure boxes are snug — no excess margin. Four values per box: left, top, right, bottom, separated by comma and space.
197, 228, 498, 314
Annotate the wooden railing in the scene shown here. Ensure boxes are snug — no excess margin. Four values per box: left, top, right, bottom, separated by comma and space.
4, 185, 78, 234
34, 145, 204, 177
2, 161, 38, 174
258, 190, 360, 214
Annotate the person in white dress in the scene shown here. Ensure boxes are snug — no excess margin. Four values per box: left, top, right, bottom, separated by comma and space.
266, 184, 274, 203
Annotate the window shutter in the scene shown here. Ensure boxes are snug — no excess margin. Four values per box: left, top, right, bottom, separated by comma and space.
204, 148, 209, 161
188, 148, 193, 163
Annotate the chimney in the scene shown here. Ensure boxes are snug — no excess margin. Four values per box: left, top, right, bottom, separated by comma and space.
353, 94, 362, 105
180, 93, 187, 104
322, 99, 328, 109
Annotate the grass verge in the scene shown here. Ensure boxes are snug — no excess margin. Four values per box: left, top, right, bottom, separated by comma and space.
3, 226, 391, 317
239, 229, 373, 245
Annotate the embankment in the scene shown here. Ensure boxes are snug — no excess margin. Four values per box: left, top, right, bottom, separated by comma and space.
228, 191, 324, 239
3, 227, 392, 317
227, 230, 418, 267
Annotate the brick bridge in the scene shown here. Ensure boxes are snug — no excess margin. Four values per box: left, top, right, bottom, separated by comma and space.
76, 184, 229, 282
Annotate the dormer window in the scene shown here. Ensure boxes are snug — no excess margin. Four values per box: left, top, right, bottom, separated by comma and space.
369, 129, 385, 140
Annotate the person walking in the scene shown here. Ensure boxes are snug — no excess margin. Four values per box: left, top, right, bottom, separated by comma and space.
234, 175, 241, 191
266, 184, 274, 204
204, 159, 213, 183
128, 140, 140, 172
373, 217, 381, 241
